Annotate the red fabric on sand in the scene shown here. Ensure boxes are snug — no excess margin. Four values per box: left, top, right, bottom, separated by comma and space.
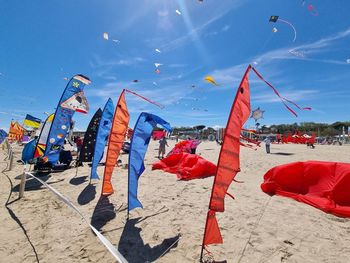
152, 152, 216, 180
261, 161, 350, 217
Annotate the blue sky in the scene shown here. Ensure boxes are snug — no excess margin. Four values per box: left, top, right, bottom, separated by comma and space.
0, 0, 349, 131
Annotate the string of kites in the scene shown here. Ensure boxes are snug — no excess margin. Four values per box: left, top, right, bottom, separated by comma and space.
18, 65, 311, 262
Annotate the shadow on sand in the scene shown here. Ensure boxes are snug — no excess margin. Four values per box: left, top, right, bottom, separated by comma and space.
77, 183, 96, 205
271, 152, 295, 156
91, 196, 116, 231
12, 173, 64, 192
118, 217, 180, 262
70, 175, 88, 186
117, 206, 179, 262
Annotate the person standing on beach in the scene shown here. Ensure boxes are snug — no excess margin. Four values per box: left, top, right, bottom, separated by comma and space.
75, 136, 83, 153
264, 137, 271, 154
158, 137, 169, 159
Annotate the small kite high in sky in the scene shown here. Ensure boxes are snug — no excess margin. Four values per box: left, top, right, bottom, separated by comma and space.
204, 76, 219, 86
175, 9, 182, 15
155, 49, 161, 53
251, 107, 265, 122
269, 15, 297, 42
307, 4, 319, 16
103, 32, 120, 43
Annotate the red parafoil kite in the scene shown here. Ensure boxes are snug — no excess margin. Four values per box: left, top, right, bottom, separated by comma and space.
167, 139, 201, 156
152, 152, 216, 180
261, 161, 350, 218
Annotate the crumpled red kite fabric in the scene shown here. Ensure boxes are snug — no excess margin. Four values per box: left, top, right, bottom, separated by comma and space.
167, 139, 201, 156
152, 152, 217, 180
152, 130, 166, 140
281, 131, 315, 144
261, 161, 350, 218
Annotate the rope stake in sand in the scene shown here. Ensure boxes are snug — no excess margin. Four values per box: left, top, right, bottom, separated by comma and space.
24, 172, 128, 263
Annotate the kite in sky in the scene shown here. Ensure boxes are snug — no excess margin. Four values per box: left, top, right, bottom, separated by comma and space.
103, 32, 120, 43
251, 107, 265, 122
307, 4, 318, 16
204, 76, 219, 86
155, 49, 161, 53
175, 10, 182, 15
269, 15, 297, 42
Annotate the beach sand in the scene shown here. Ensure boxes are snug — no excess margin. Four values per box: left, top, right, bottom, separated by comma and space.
1, 141, 350, 263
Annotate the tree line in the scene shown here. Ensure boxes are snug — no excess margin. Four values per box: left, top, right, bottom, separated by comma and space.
165, 122, 350, 138
267, 122, 350, 137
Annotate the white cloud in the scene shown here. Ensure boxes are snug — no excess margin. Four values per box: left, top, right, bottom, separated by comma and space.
90, 54, 145, 69
252, 26, 350, 66
204, 26, 350, 93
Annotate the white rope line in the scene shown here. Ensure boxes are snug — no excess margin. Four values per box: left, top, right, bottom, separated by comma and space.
25, 172, 128, 263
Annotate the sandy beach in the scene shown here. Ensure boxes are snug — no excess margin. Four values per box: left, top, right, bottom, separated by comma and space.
1, 141, 350, 263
